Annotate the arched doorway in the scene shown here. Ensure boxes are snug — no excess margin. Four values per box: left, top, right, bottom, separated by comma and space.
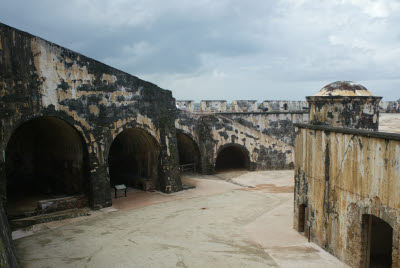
108, 128, 160, 191
362, 214, 393, 268
5, 117, 89, 220
176, 132, 201, 173
215, 144, 250, 172
298, 204, 308, 236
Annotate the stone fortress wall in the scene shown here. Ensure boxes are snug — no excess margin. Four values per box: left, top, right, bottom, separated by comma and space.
176, 100, 309, 113
175, 99, 309, 174
294, 82, 400, 268
0, 23, 311, 266
178, 99, 399, 113
0, 23, 182, 266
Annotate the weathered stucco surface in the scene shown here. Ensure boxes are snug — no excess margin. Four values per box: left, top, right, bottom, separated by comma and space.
307, 96, 381, 130
307, 82, 382, 131
294, 124, 400, 267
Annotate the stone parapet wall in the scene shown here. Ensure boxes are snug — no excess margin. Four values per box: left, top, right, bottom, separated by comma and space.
259, 100, 309, 112
0, 204, 18, 268
177, 100, 309, 113
229, 100, 258, 112
176, 100, 195, 112
199, 100, 227, 112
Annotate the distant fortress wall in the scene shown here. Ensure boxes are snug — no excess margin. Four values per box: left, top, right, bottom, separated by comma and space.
379, 100, 400, 113
177, 100, 400, 113
176, 100, 310, 113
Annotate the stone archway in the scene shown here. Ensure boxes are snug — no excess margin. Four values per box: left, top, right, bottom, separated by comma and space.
362, 214, 393, 268
176, 131, 201, 173
298, 204, 308, 234
215, 144, 250, 172
5, 116, 90, 223
108, 128, 160, 191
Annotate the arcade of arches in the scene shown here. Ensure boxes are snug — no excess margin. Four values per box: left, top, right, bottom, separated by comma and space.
215, 145, 250, 172
108, 128, 160, 191
5, 117, 89, 220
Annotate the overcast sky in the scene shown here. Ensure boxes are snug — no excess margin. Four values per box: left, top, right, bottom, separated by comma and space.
1, 0, 400, 101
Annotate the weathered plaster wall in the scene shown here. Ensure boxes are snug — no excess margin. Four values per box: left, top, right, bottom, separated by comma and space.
0, 22, 182, 211
294, 124, 400, 267
307, 96, 382, 130
220, 112, 308, 146
175, 111, 307, 173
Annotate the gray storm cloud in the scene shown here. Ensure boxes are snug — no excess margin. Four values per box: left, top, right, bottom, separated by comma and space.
1, 0, 399, 101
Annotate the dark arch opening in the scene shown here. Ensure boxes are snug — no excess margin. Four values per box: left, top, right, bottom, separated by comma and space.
215, 145, 250, 172
362, 214, 393, 268
176, 132, 201, 173
298, 204, 308, 235
5, 117, 89, 221
108, 128, 160, 191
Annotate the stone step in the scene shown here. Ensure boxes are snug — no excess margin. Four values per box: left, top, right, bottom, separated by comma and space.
10, 208, 90, 230
182, 184, 196, 190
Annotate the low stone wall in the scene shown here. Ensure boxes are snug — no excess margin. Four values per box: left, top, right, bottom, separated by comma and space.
37, 195, 88, 214
294, 123, 400, 267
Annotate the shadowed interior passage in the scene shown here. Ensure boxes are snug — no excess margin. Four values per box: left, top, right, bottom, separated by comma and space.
364, 215, 393, 268
108, 128, 160, 191
216, 145, 249, 172
5, 117, 89, 219
176, 132, 201, 172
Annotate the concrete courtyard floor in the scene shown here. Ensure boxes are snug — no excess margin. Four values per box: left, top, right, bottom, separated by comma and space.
380, 113, 400, 134
15, 170, 349, 268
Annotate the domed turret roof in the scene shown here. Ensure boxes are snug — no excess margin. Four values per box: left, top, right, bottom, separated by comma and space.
315, 81, 374, 97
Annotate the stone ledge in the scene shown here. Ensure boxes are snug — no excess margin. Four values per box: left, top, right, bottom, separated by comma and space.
294, 123, 400, 141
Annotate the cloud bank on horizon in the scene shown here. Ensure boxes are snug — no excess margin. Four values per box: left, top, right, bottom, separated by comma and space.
1, 0, 399, 101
